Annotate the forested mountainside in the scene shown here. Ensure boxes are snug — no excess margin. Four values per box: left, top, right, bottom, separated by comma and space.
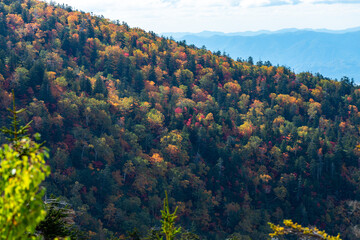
1, 0, 360, 239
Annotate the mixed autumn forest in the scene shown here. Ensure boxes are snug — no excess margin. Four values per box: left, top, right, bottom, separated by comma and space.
0, 0, 360, 239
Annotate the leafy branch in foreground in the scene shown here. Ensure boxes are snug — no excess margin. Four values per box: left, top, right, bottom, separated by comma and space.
268, 219, 341, 240
0, 92, 50, 239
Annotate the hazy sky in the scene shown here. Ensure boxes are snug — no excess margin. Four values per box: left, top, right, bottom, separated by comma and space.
52, 0, 360, 33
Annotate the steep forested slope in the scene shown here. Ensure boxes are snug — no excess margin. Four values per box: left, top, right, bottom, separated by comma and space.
0, 0, 360, 239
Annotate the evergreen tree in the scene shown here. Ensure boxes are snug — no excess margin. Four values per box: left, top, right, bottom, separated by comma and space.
36, 197, 75, 240
134, 70, 144, 93
149, 66, 157, 82
29, 61, 45, 87
93, 74, 107, 97
39, 74, 54, 103
159, 192, 181, 240
80, 75, 92, 95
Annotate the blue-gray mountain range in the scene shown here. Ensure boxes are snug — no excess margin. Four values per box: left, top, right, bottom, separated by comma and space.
163, 28, 360, 83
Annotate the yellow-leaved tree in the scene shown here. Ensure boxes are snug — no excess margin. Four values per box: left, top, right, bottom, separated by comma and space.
268, 219, 341, 240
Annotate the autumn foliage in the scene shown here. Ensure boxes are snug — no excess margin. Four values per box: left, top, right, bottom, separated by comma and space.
0, 0, 359, 239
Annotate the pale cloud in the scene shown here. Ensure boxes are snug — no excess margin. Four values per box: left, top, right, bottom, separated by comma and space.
52, 0, 360, 33
302, 0, 360, 3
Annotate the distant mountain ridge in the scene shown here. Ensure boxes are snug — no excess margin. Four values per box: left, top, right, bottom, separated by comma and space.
163, 28, 360, 82
162, 27, 360, 38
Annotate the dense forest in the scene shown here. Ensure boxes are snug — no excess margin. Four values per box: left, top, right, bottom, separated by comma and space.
0, 0, 360, 239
